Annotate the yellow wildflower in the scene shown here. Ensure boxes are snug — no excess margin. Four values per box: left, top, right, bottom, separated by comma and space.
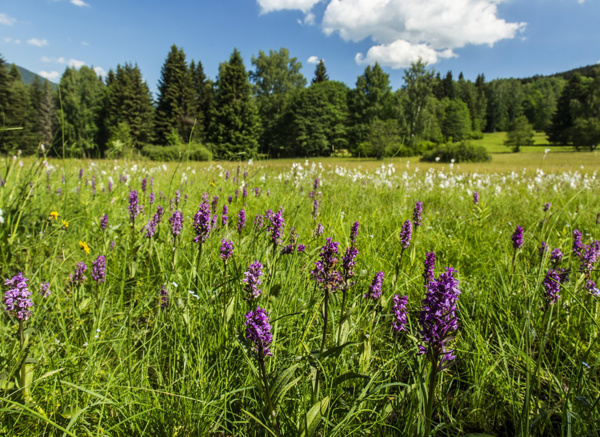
211, 182, 216, 187
79, 241, 90, 254
61, 220, 69, 228
49, 211, 59, 220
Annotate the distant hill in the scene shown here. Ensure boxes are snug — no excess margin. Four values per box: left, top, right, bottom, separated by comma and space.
520, 63, 600, 84
16, 65, 58, 88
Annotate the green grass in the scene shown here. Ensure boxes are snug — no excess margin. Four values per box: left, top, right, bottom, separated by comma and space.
0, 154, 599, 436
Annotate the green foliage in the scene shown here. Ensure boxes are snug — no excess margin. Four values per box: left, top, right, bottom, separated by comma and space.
250, 47, 306, 156
53, 66, 105, 157
357, 118, 404, 159
421, 141, 492, 162
348, 63, 395, 153
442, 98, 472, 142
210, 48, 260, 160
280, 81, 349, 156
155, 45, 195, 145
100, 63, 155, 151
401, 60, 435, 148
141, 142, 212, 161
189, 59, 213, 140
504, 115, 535, 152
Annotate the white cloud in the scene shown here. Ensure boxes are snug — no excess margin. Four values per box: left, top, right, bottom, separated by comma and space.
259, 0, 525, 68
0, 13, 16, 26
93, 66, 107, 77
68, 59, 86, 68
38, 70, 60, 82
81, 41, 89, 46
70, 0, 90, 7
298, 11, 316, 25
307, 55, 320, 64
28, 38, 49, 47
258, 0, 320, 14
322, 0, 525, 67
356, 40, 456, 68
4, 37, 20, 44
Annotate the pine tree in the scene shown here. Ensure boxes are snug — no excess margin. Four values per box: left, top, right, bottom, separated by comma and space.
103, 63, 155, 151
547, 73, 589, 145
155, 45, 194, 144
312, 59, 329, 84
189, 60, 213, 140
210, 48, 260, 159
0, 63, 36, 153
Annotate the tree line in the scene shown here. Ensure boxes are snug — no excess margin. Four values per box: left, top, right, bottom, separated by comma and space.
1, 45, 599, 159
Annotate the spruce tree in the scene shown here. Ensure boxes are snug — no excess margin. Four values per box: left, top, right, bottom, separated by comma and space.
547, 73, 589, 145
189, 60, 213, 140
210, 48, 260, 160
103, 63, 155, 150
155, 45, 194, 144
312, 59, 329, 84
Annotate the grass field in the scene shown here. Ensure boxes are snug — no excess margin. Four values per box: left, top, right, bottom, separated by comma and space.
0, 148, 599, 436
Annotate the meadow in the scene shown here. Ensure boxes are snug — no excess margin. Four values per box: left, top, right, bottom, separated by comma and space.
1, 147, 599, 436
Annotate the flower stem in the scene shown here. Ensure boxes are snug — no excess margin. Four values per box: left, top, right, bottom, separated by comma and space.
259, 355, 281, 437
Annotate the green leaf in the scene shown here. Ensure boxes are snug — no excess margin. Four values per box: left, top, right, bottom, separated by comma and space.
270, 363, 299, 406
312, 341, 359, 361
302, 396, 330, 437
225, 295, 235, 324
332, 372, 369, 388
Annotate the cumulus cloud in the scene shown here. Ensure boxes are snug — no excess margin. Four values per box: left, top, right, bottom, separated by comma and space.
70, 0, 90, 7
307, 55, 320, 64
28, 38, 49, 47
38, 70, 60, 82
356, 40, 456, 68
0, 13, 16, 26
257, 0, 320, 13
93, 66, 107, 77
258, 0, 525, 68
68, 59, 86, 68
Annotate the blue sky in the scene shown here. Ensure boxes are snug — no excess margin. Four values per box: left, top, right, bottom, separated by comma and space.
1, 0, 599, 95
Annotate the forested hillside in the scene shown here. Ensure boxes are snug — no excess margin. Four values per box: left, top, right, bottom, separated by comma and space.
1, 46, 599, 159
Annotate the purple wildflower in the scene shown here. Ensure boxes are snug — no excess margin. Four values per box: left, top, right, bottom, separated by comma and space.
391, 294, 408, 333
473, 192, 479, 205
312, 200, 319, 220
314, 223, 324, 238
364, 271, 384, 301
220, 239, 234, 261
193, 200, 212, 244
211, 196, 219, 213
573, 229, 585, 258
225, 170, 230, 180
169, 211, 184, 237
243, 261, 263, 300
159, 285, 169, 309
149, 192, 155, 205
237, 209, 246, 234
228, 195, 233, 204
297, 244, 306, 253
543, 202, 551, 212
423, 252, 436, 285
312, 238, 342, 291
110, 241, 116, 250
254, 214, 264, 229
341, 246, 359, 287
78, 168, 83, 179
350, 221, 359, 246
580, 241, 600, 273
129, 190, 140, 224
266, 208, 285, 245
413, 201, 423, 228
511, 225, 524, 250
558, 268, 570, 284
400, 220, 412, 250
92, 255, 106, 284
69, 262, 88, 286
585, 280, 599, 296
100, 213, 108, 230
280, 244, 295, 255
542, 269, 561, 305
222, 204, 229, 227
254, 187, 261, 197
40, 282, 50, 298
141, 177, 147, 193
418, 267, 460, 366
245, 306, 273, 358
313, 178, 320, 190
243, 185, 248, 199
550, 248, 563, 268
4, 273, 33, 320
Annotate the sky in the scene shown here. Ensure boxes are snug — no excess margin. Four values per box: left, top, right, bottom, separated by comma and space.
1, 0, 599, 96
